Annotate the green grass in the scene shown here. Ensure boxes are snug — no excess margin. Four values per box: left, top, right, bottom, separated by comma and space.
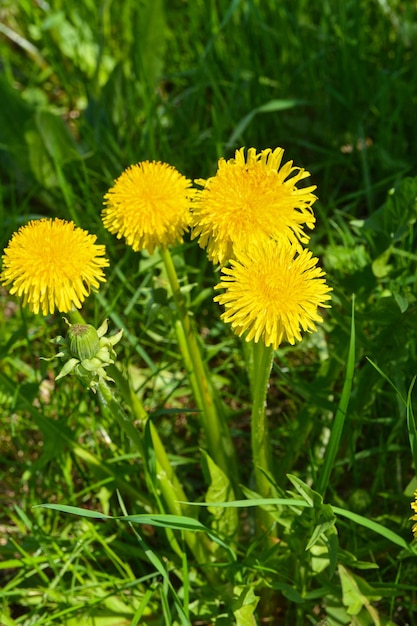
2, 0, 417, 624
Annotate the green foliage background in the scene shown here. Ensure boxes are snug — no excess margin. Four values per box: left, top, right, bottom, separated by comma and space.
1, 0, 417, 624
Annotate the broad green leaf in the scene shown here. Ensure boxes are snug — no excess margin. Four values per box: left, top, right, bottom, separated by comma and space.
371, 247, 392, 278
201, 450, 238, 541
339, 565, 365, 615
338, 565, 381, 625
231, 586, 259, 626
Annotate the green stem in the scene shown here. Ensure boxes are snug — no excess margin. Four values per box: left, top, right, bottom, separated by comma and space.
160, 246, 238, 485
250, 340, 275, 498
97, 378, 147, 459
67, 309, 86, 325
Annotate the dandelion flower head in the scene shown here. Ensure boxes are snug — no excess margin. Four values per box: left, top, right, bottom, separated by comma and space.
410, 490, 417, 537
102, 160, 195, 254
192, 147, 317, 265
0, 218, 108, 316
214, 239, 332, 349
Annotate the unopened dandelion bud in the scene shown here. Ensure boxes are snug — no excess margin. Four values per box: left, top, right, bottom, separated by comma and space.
49, 319, 123, 392
68, 324, 100, 361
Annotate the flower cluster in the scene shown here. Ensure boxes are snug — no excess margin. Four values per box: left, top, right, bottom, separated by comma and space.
1, 147, 331, 352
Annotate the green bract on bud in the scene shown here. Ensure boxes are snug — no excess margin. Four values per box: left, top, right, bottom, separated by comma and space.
68, 324, 100, 361
48, 318, 124, 392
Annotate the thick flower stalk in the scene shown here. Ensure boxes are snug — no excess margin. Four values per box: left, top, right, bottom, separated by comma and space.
102, 160, 194, 254
411, 491, 417, 537
192, 147, 317, 265
214, 239, 332, 350
0, 218, 108, 315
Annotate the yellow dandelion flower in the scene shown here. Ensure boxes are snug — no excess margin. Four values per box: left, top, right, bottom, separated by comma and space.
214, 239, 332, 349
102, 160, 194, 254
0, 218, 108, 316
410, 490, 417, 538
192, 147, 317, 265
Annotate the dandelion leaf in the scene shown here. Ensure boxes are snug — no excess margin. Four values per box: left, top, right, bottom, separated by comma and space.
338, 564, 382, 625
201, 450, 238, 542
231, 585, 259, 626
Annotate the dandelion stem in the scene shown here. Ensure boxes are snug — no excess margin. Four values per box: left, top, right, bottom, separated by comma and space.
160, 246, 238, 487
67, 309, 87, 325
250, 340, 275, 497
